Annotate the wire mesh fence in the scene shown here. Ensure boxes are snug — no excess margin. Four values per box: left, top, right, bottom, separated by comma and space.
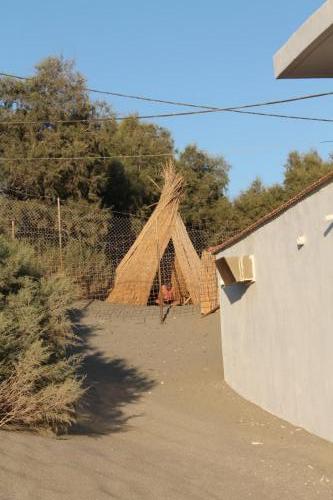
0, 188, 224, 320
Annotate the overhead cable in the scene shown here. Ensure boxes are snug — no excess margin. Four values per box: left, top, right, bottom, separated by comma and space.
1, 71, 333, 125
1, 71, 332, 111
0, 153, 173, 161
0, 108, 333, 126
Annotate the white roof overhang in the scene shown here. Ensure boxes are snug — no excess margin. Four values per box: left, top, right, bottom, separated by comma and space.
274, 1, 333, 79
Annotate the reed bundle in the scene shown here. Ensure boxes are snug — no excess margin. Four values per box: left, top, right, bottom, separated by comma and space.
200, 250, 219, 315
171, 215, 201, 304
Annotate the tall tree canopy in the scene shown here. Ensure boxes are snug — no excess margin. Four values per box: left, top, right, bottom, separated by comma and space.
0, 58, 108, 201
178, 145, 230, 226
0, 57, 233, 225
1, 56, 333, 242
0, 58, 174, 210
283, 150, 333, 197
232, 179, 285, 232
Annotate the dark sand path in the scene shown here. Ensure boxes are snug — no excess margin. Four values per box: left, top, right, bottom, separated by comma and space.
0, 303, 333, 499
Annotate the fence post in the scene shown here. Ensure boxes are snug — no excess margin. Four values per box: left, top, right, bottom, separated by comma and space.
57, 197, 64, 273
11, 220, 15, 240
155, 217, 164, 324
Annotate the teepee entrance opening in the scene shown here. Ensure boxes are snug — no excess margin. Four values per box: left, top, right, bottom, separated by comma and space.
146, 240, 192, 306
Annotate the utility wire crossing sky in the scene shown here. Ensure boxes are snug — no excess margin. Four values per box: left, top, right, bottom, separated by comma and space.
1, 71, 333, 125
0, 0, 331, 196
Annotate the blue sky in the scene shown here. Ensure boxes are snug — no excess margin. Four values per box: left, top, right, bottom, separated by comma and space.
1, 0, 331, 197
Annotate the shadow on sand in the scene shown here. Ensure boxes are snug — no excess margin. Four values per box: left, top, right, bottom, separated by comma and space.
69, 309, 156, 436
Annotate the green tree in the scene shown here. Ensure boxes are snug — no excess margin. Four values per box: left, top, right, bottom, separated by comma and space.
177, 145, 230, 226
0, 58, 174, 212
101, 116, 174, 213
232, 178, 285, 232
0, 57, 115, 202
283, 150, 333, 196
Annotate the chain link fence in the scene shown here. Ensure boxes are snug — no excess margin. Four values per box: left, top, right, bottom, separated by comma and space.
0, 189, 225, 320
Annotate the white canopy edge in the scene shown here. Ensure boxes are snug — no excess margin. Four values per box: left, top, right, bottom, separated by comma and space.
274, 1, 333, 79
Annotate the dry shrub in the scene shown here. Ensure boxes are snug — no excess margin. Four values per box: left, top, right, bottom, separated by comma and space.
0, 341, 83, 432
0, 237, 84, 433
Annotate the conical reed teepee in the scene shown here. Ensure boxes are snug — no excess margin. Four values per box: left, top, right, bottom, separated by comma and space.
106, 161, 201, 305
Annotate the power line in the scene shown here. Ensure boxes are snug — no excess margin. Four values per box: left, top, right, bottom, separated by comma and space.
1, 107, 333, 126
0, 185, 214, 228
1, 71, 333, 125
0, 185, 150, 218
1, 70, 333, 111
0, 116, 116, 125
232, 109, 333, 123
0, 153, 173, 161
0, 185, 57, 201
0, 185, 143, 215
85, 89, 333, 111
115, 108, 333, 123
0, 72, 26, 81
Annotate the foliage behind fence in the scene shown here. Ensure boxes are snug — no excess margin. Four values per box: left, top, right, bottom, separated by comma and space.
0, 193, 218, 310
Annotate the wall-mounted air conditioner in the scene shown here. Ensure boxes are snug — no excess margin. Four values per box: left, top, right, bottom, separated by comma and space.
215, 255, 255, 286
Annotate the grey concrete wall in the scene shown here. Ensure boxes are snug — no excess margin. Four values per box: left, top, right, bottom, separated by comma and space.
216, 182, 333, 442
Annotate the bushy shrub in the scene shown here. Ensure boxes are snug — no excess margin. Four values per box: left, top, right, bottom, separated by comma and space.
0, 237, 83, 433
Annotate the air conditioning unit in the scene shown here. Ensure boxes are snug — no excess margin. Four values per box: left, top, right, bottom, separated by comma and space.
215, 255, 255, 286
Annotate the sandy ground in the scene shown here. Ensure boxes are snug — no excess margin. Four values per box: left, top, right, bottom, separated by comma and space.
1, 302, 333, 499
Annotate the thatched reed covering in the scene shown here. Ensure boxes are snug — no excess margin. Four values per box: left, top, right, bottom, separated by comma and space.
107, 162, 201, 305
171, 214, 201, 304
171, 258, 187, 304
200, 250, 219, 315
